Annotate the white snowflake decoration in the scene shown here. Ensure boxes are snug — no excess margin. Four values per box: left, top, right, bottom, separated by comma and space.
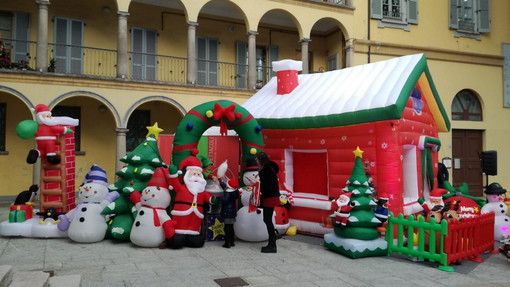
320, 139, 325, 145
341, 136, 347, 141
381, 142, 388, 149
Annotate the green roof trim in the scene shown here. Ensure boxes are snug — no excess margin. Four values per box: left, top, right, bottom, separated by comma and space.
424, 66, 451, 131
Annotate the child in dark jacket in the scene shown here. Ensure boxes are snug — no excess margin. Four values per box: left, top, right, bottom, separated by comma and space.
218, 179, 240, 248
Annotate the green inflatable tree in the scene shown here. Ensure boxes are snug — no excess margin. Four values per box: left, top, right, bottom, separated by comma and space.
334, 147, 380, 240
102, 123, 166, 240
324, 147, 387, 258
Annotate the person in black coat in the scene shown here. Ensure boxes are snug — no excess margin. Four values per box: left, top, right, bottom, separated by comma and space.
218, 179, 240, 248
256, 151, 280, 253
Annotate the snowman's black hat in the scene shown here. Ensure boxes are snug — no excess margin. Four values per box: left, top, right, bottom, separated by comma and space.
485, 182, 507, 195
244, 155, 258, 171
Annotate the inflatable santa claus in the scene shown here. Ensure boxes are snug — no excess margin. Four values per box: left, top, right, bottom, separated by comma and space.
165, 149, 218, 248
26, 104, 79, 164
418, 188, 448, 215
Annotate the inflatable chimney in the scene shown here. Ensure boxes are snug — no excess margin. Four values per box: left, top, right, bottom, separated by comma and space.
272, 59, 303, 95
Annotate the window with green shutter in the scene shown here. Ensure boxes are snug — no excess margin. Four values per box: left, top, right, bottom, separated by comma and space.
449, 0, 491, 38
370, 0, 418, 30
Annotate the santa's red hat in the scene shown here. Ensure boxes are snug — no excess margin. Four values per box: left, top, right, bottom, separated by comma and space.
178, 149, 203, 172
429, 188, 448, 199
32, 104, 51, 116
227, 179, 240, 189
147, 167, 168, 190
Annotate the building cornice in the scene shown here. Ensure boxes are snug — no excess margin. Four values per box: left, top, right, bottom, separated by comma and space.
353, 39, 504, 67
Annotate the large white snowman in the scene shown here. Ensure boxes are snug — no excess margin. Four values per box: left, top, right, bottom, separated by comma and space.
58, 164, 119, 243
481, 182, 510, 241
130, 167, 175, 247
234, 165, 275, 242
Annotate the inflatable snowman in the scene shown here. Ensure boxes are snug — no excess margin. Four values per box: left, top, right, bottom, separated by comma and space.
234, 158, 274, 242
58, 165, 119, 243
481, 182, 510, 241
129, 167, 175, 248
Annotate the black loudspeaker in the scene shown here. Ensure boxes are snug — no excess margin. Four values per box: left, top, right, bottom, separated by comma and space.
481, 150, 497, 176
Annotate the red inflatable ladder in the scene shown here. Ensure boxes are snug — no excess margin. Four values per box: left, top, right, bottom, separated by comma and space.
39, 132, 76, 212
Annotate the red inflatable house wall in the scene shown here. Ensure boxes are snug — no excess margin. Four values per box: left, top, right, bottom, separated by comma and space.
263, 88, 440, 234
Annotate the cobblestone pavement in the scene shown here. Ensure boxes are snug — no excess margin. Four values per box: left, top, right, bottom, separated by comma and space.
0, 202, 509, 287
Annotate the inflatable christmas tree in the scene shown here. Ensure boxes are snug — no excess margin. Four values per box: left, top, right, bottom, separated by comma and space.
324, 147, 388, 258
102, 123, 166, 241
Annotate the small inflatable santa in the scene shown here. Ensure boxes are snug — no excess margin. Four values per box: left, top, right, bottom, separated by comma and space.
418, 188, 448, 214
165, 149, 218, 248
26, 104, 79, 164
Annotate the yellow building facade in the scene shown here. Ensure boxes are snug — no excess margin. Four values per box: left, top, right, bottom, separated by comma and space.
0, 0, 508, 198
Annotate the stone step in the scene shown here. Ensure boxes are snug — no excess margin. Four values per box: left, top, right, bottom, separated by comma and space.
0, 266, 81, 287
9, 271, 49, 287
48, 274, 81, 287
0, 265, 13, 287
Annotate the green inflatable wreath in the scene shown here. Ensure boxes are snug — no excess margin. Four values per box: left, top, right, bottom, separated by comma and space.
172, 100, 264, 169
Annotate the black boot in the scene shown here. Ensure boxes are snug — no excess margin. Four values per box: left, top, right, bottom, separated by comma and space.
46, 155, 61, 164
223, 225, 231, 248
26, 149, 39, 164
261, 245, 277, 253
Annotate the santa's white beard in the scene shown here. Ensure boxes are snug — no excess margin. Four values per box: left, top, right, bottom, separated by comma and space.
38, 114, 79, 126
184, 174, 206, 195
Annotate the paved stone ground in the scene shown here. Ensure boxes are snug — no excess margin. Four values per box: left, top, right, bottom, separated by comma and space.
0, 201, 509, 287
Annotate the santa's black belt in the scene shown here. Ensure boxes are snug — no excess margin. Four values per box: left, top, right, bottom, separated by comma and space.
174, 201, 204, 207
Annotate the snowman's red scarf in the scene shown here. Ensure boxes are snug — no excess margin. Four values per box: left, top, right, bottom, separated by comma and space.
142, 205, 166, 227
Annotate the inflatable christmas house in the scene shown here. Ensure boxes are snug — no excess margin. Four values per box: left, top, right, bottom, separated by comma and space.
242, 54, 451, 235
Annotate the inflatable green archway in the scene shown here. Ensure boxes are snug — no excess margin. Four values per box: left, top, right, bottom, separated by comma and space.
172, 100, 264, 171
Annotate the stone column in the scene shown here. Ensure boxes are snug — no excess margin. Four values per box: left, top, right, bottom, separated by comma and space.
116, 11, 129, 79
300, 38, 311, 74
187, 21, 199, 84
115, 128, 129, 171
345, 38, 354, 68
35, 0, 50, 72
247, 31, 258, 90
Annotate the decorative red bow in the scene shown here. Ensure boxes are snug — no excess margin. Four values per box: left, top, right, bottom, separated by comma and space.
213, 103, 236, 136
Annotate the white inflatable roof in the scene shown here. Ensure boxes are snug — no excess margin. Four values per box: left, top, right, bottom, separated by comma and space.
242, 54, 449, 131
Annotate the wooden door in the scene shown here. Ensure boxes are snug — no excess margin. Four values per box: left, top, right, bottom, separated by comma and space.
452, 129, 483, 196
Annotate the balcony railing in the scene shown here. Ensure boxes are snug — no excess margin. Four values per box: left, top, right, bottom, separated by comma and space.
0, 39, 278, 89
309, 0, 347, 6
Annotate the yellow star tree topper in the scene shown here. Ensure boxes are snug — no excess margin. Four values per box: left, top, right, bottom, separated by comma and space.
353, 146, 364, 158
146, 122, 164, 139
